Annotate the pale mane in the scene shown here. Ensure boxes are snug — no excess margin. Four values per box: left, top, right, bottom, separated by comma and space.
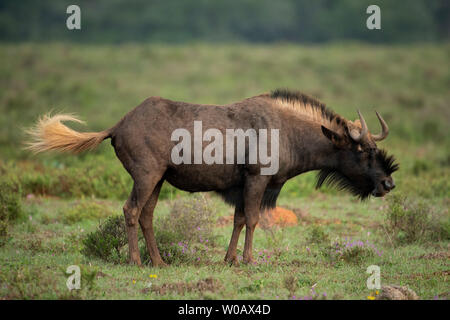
269, 88, 347, 134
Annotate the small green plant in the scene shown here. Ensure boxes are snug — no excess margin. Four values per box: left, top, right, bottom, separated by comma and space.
296, 275, 314, 288
340, 245, 375, 263
239, 278, 267, 293
60, 265, 98, 300
81, 215, 128, 263
307, 225, 329, 244
262, 226, 286, 249
80, 265, 98, 293
23, 238, 43, 254
283, 275, 298, 298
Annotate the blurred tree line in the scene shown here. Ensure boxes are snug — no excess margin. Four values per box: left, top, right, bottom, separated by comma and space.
0, 0, 448, 43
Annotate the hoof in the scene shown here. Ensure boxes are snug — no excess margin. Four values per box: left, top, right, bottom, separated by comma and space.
224, 255, 240, 267
152, 259, 168, 268
129, 260, 142, 267
129, 252, 142, 266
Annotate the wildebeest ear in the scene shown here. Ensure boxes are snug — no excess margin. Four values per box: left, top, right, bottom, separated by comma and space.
321, 125, 344, 146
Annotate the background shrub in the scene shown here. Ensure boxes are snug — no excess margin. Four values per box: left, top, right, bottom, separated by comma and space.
149, 194, 218, 265
383, 195, 449, 244
62, 200, 115, 224
82, 195, 218, 265
0, 180, 23, 246
307, 225, 329, 244
157, 194, 216, 243
321, 237, 381, 265
0, 159, 182, 201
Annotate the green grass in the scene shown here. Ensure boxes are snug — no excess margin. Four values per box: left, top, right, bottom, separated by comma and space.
0, 195, 448, 299
0, 43, 449, 299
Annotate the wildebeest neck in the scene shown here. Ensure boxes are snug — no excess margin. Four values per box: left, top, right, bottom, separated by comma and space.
284, 121, 339, 179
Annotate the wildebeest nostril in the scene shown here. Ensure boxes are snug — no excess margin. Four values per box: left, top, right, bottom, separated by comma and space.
383, 179, 392, 190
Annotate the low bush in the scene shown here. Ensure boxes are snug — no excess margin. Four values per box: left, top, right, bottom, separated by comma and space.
0, 180, 23, 246
147, 194, 217, 265
321, 237, 382, 265
239, 278, 268, 293
157, 194, 216, 243
82, 194, 218, 265
383, 195, 449, 244
307, 225, 329, 244
283, 275, 298, 297
81, 215, 128, 264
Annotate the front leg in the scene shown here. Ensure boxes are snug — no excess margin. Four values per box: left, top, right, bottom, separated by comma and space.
242, 175, 270, 264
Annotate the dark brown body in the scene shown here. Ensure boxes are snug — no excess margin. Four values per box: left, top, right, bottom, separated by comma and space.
110, 94, 340, 266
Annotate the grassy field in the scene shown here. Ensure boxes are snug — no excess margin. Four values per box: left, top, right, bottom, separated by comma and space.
0, 43, 449, 300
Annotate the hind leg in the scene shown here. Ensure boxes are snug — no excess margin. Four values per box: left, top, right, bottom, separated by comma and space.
224, 207, 245, 266
139, 179, 166, 267
123, 173, 164, 266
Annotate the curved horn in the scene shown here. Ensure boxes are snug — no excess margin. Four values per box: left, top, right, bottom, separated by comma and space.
349, 110, 368, 142
372, 111, 389, 141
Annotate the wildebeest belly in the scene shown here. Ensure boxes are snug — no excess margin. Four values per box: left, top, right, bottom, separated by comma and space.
164, 163, 245, 192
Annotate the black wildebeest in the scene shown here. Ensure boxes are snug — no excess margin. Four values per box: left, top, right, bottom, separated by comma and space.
26, 89, 398, 266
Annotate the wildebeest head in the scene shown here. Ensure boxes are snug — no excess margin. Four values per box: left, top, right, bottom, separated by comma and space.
317, 110, 399, 199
